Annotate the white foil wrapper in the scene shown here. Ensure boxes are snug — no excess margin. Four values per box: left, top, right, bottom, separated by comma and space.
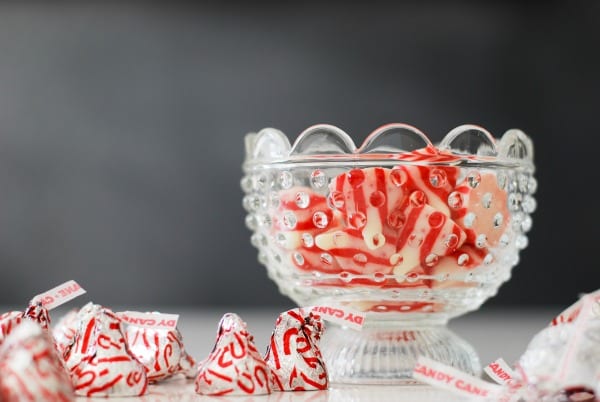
516, 293, 600, 400
178, 350, 199, 378
125, 320, 196, 382
62, 303, 148, 397
518, 321, 600, 397
195, 313, 272, 396
52, 307, 82, 357
0, 321, 75, 402
0, 311, 24, 344
23, 300, 51, 331
265, 309, 328, 391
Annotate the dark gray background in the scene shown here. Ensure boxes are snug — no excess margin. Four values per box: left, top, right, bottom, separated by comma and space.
0, 1, 597, 309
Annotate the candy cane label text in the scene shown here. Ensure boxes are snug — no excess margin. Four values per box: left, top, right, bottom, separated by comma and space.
33, 280, 86, 310
413, 356, 503, 398
305, 306, 365, 330
118, 311, 179, 329
485, 358, 517, 385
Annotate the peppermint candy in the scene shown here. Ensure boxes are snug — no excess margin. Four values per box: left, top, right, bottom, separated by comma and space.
0, 311, 23, 345
52, 307, 80, 358
0, 321, 75, 402
270, 149, 510, 294
62, 303, 148, 397
265, 309, 328, 391
449, 171, 510, 248
125, 317, 197, 382
195, 313, 272, 396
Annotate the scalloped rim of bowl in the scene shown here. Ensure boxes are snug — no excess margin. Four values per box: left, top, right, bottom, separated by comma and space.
243, 123, 534, 170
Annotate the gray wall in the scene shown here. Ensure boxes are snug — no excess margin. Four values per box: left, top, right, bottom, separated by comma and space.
0, 2, 597, 308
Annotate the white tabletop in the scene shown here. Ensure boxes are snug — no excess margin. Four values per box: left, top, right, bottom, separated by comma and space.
5, 305, 559, 402
77, 306, 556, 402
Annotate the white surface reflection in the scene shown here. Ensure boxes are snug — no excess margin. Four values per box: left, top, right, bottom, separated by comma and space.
82, 378, 467, 402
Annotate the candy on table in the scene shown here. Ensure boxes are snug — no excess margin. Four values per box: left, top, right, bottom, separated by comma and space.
550, 289, 600, 326
124, 314, 197, 383
178, 351, 199, 379
195, 313, 272, 396
62, 303, 148, 397
0, 311, 23, 345
23, 299, 51, 331
51, 307, 81, 357
264, 309, 328, 391
0, 299, 52, 344
517, 293, 600, 399
0, 320, 75, 402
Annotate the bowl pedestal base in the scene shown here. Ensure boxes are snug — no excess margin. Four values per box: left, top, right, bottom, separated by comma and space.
320, 322, 481, 385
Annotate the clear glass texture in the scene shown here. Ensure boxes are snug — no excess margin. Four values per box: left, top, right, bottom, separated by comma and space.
242, 123, 536, 383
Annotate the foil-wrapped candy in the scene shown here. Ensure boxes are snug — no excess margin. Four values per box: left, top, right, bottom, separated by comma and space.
1, 299, 52, 344
0, 320, 75, 402
264, 309, 328, 391
52, 307, 81, 357
62, 303, 148, 397
124, 313, 197, 382
0, 311, 24, 344
195, 313, 272, 396
517, 293, 600, 399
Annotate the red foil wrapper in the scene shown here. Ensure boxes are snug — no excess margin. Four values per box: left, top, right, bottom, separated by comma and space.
0, 321, 75, 402
62, 303, 148, 397
125, 318, 197, 382
195, 313, 271, 396
265, 309, 328, 391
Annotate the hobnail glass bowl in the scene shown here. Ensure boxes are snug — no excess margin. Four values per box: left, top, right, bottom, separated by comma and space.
241, 123, 536, 384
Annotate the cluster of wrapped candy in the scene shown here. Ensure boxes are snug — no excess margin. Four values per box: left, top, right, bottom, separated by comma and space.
195, 309, 328, 396
413, 290, 600, 402
57, 303, 198, 396
1, 295, 198, 399
270, 147, 510, 303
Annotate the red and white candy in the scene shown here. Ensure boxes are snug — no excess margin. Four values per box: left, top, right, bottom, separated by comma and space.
1, 299, 52, 345
125, 319, 197, 382
63, 303, 148, 397
195, 313, 271, 396
265, 309, 328, 391
0, 311, 23, 345
23, 300, 52, 331
52, 307, 81, 358
269, 147, 510, 293
449, 171, 510, 248
0, 321, 75, 402
273, 187, 343, 274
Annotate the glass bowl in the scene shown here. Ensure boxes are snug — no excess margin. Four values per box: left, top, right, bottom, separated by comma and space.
241, 123, 536, 384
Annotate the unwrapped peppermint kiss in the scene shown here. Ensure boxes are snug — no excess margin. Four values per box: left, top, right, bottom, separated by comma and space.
195, 313, 271, 396
265, 309, 328, 391
0, 321, 75, 402
62, 303, 148, 397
